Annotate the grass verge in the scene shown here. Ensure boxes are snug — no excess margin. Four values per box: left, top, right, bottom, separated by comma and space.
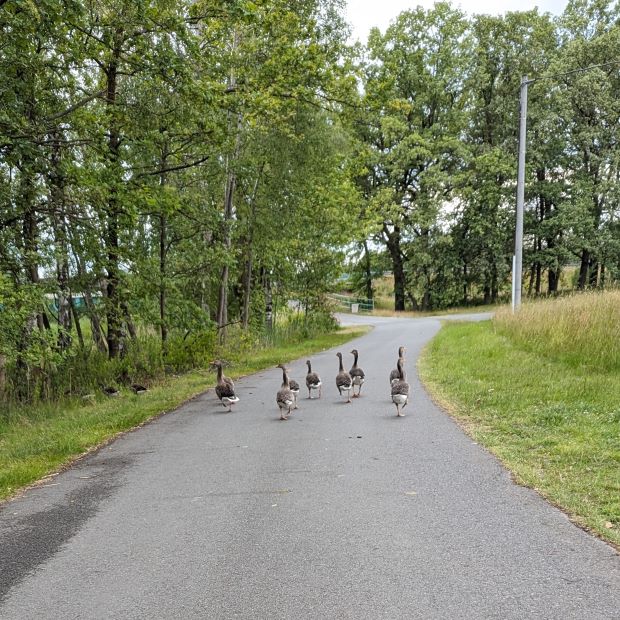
367, 304, 499, 318
418, 320, 620, 549
0, 325, 370, 503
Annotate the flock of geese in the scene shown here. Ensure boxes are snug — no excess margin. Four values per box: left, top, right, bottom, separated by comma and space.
212, 345, 410, 420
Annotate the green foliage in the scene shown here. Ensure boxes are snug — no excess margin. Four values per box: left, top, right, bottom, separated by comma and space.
351, 1, 620, 311
2, 0, 620, 404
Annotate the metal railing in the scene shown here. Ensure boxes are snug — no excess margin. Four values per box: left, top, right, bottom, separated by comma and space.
327, 294, 374, 313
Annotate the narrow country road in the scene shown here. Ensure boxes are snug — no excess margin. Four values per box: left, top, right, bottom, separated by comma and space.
1, 313, 618, 619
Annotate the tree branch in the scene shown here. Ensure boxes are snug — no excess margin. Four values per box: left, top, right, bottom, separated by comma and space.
133, 155, 210, 179
44, 90, 107, 123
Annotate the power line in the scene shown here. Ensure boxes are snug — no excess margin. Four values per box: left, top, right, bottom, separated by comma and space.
525, 60, 620, 85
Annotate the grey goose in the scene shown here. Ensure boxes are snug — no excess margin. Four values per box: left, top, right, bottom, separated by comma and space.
335, 352, 353, 403
276, 364, 295, 420
305, 360, 322, 399
391, 358, 409, 417
390, 345, 406, 386
349, 349, 365, 397
213, 360, 239, 411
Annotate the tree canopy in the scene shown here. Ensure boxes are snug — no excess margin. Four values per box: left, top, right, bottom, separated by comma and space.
1, 0, 619, 401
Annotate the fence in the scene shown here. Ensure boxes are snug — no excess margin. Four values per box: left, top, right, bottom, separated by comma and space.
327, 294, 374, 313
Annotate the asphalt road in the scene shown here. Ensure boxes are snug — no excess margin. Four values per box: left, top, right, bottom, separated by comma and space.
1, 313, 619, 619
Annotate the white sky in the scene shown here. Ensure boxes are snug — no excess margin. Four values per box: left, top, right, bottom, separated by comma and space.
345, 0, 570, 42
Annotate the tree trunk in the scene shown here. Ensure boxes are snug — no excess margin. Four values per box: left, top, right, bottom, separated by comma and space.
491, 264, 499, 303
588, 258, 599, 288
578, 249, 590, 289
242, 166, 263, 330
159, 140, 169, 348
384, 225, 405, 311
121, 302, 137, 340
159, 212, 168, 347
21, 175, 51, 332
217, 31, 242, 342
87, 292, 107, 353
263, 269, 273, 332
527, 260, 535, 297
462, 263, 468, 306
0, 354, 6, 401
216, 175, 235, 339
49, 133, 72, 350
548, 268, 559, 294
68, 294, 85, 348
104, 34, 124, 359
362, 240, 373, 301
422, 285, 431, 311
483, 284, 491, 305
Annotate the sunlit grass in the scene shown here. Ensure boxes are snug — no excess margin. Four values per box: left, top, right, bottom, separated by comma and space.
0, 325, 370, 502
495, 290, 620, 371
419, 300, 620, 549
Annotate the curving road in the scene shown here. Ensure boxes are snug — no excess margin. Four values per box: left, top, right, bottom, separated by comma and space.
1, 313, 619, 619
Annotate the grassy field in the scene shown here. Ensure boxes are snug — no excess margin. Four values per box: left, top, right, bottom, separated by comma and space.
0, 325, 369, 503
419, 292, 620, 549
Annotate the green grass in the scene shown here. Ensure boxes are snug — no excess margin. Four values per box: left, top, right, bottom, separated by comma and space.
495, 290, 620, 371
419, 318, 620, 549
369, 304, 499, 318
0, 325, 370, 502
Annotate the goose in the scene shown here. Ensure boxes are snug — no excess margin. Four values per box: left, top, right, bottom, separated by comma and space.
276, 364, 295, 420
391, 358, 410, 417
349, 349, 365, 397
335, 352, 353, 403
130, 383, 148, 394
213, 360, 239, 412
281, 370, 300, 409
305, 360, 322, 399
390, 346, 407, 386
102, 386, 120, 397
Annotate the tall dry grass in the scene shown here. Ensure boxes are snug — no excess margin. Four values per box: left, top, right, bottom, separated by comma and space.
494, 290, 620, 372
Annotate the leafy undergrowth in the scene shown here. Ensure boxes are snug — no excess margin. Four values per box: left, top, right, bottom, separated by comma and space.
0, 325, 369, 503
419, 319, 620, 549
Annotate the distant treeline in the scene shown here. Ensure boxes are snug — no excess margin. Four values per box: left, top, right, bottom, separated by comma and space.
349, 1, 620, 310
1, 0, 619, 400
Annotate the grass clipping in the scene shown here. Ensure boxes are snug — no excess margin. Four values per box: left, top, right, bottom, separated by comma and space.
419, 291, 620, 549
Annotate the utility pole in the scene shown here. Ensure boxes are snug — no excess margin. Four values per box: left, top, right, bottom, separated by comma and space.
513, 75, 529, 312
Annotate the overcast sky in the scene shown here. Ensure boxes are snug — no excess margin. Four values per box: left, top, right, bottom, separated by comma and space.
345, 0, 569, 42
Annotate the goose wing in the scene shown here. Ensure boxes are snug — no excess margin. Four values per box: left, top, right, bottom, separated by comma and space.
391, 380, 410, 397
336, 370, 352, 389
277, 387, 294, 407
306, 372, 321, 387
216, 381, 236, 400
350, 367, 365, 380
